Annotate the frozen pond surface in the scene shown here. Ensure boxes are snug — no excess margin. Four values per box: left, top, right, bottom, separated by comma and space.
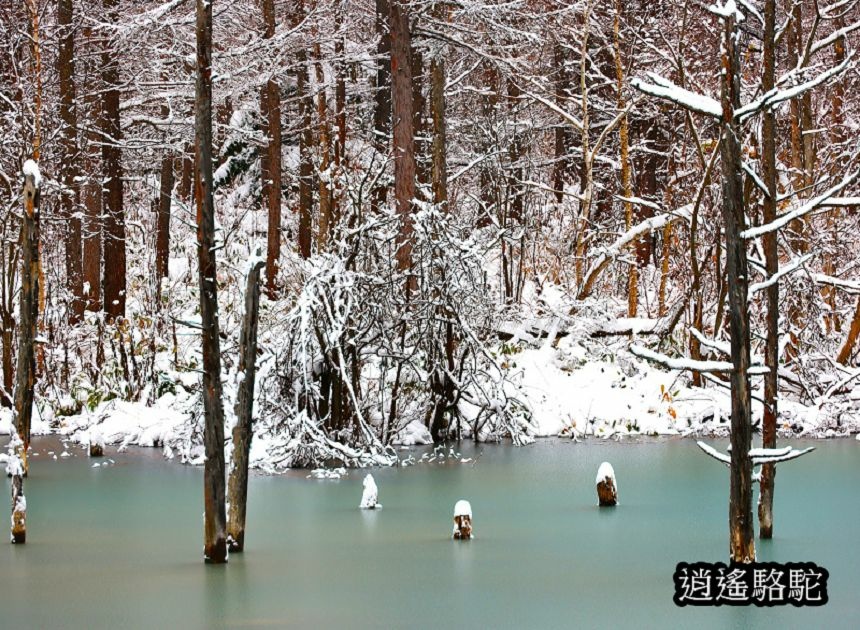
1, 437, 858, 628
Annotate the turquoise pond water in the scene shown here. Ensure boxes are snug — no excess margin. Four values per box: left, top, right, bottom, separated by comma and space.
0, 436, 857, 629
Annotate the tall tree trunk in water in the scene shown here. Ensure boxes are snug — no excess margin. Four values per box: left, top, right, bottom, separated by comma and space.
758, 0, 778, 541
613, 0, 635, 316
58, 0, 83, 324
101, 0, 126, 320
372, 0, 392, 212
82, 27, 102, 312
390, 0, 415, 277
195, 0, 227, 565
719, 11, 755, 564
261, 0, 282, 297
155, 150, 174, 291
11, 162, 41, 543
227, 257, 265, 552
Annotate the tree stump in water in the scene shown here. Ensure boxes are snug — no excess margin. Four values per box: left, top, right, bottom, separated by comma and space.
9, 455, 26, 544
452, 500, 472, 539
595, 462, 618, 507
89, 428, 104, 457
360, 474, 379, 509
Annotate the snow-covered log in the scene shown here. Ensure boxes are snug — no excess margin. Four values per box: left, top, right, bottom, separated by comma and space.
595, 462, 618, 507
631, 345, 769, 375
452, 499, 472, 539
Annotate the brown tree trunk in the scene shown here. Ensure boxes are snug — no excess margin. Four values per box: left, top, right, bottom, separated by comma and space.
227, 257, 265, 553
58, 0, 83, 324
261, 0, 282, 297
758, 0, 778, 540
314, 44, 333, 249
101, 0, 126, 320
297, 52, 313, 259
411, 35, 428, 191
195, 0, 227, 565
390, 0, 415, 275
82, 27, 102, 313
372, 0, 392, 212
430, 46, 447, 209
155, 152, 174, 288
719, 12, 755, 564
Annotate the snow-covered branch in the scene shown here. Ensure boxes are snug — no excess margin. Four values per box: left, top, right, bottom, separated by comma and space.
630, 74, 721, 118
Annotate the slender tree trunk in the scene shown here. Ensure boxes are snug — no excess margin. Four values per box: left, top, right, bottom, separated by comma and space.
552, 42, 573, 204
82, 27, 102, 312
372, 0, 392, 212
411, 35, 428, 191
314, 44, 333, 249
758, 0, 778, 540
430, 43, 447, 209
101, 0, 126, 320
195, 0, 227, 565
297, 51, 313, 259
227, 257, 265, 552
719, 12, 755, 564
11, 162, 41, 543
261, 0, 282, 297
613, 0, 635, 316
58, 0, 83, 324
390, 0, 415, 276
155, 152, 174, 289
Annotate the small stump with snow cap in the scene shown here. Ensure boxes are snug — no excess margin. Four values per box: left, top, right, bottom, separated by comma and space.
89, 428, 104, 458
452, 500, 472, 539
360, 474, 380, 509
596, 462, 618, 507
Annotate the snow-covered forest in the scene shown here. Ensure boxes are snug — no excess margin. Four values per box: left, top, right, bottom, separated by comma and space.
2, 0, 860, 480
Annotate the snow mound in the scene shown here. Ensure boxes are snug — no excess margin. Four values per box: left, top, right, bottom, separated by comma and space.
392, 420, 433, 446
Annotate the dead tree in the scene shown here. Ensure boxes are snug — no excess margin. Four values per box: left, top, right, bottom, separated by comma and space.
10, 161, 41, 544
195, 0, 227, 565
226, 256, 265, 552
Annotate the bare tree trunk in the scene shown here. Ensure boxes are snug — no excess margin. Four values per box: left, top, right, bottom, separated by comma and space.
261, 0, 282, 297
82, 26, 102, 313
58, 0, 83, 324
390, 0, 415, 276
758, 0, 778, 541
101, 0, 126, 320
11, 162, 41, 543
297, 52, 313, 259
195, 0, 227, 565
227, 257, 265, 553
552, 42, 573, 204
372, 0, 392, 213
314, 43, 333, 249
613, 0, 635, 316
719, 12, 755, 564
155, 152, 174, 289
430, 44, 447, 209
411, 34, 428, 191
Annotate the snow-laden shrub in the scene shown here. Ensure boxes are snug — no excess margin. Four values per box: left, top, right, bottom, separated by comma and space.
262, 206, 536, 466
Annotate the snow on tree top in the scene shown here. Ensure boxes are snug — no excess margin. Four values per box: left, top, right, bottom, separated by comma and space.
23, 159, 42, 188
596, 462, 616, 485
454, 500, 472, 518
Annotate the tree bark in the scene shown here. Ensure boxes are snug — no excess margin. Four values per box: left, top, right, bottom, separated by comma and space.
314, 44, 333, 249
261, 0, 282, 297
429, 45, 447, 209
390, 0, 415, 276
155, 152, 174, 288
195, 0, 227, 565
82, 28, 102, 312
227, 257, 265, 552
297, 52, 313, 259
101, 0, 126, 320
758, 0, 778, 541
372, 0, 392, 213
11, 163, 41, 544
58, 0, 83, 324
719, 12, 755, 564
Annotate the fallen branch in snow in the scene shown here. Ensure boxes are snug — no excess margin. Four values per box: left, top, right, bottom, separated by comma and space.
578, 204, 692, 300
631, 345, 769, 375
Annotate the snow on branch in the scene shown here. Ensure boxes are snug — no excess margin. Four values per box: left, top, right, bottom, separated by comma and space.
813, 273, 860, 294
741, 170, 860, 239
748, 254, 813, 294
697, 442, 815, 467
630, 74, 721, 118
578, 204, 692, 299
810, 20, 860, 57
735, 55, 853, 122
630, 345, 769, 375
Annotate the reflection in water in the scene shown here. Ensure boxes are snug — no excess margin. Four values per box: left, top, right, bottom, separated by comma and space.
0, 437, 856, 629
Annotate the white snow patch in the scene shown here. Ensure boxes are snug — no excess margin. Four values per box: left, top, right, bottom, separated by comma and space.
359, 473, 380, 509
454, 499, 472, 518
596, 461, 616, 486
392, 420, 433, 446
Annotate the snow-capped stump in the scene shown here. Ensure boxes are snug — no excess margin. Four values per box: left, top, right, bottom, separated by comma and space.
452, 500, 473, 539
89, 428, 105, 457
360, 474, 380, 509
595, 462, 618, 507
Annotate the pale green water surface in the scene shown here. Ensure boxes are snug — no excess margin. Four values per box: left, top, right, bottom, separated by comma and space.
1, 437, 857, 629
